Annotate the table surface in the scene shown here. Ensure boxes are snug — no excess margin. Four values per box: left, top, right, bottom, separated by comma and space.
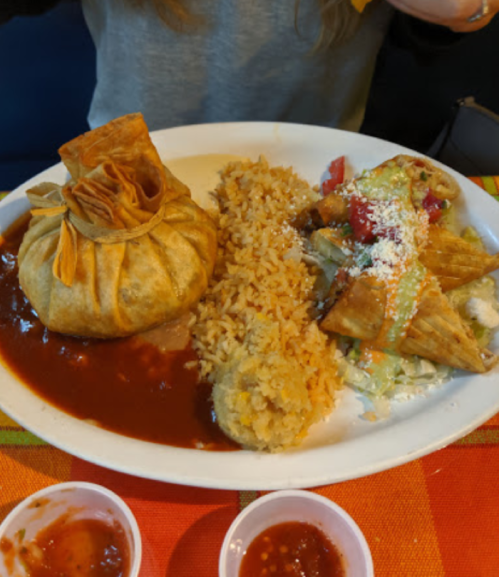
1, 177, 499, 577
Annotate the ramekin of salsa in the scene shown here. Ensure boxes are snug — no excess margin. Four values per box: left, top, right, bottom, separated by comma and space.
0, 482, 141, 577
219, 490, 373, 577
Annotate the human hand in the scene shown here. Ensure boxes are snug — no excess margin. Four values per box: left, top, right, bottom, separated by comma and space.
385, 0, 498, 32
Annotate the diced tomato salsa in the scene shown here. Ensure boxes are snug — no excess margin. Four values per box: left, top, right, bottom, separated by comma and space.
422, 190, 444, 223
322, 156, 345, 196
348, 194, 376, 243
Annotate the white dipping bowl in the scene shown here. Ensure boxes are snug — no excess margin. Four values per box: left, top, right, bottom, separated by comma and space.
0, 481, 142, 577
219, 489, 373, 577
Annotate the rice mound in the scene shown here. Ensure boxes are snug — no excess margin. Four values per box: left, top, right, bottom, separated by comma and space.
191, 157, 341, 452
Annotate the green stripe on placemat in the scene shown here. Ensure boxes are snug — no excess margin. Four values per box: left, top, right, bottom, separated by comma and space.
455, 428, 499, 446
0, 193, 8, 201
239, 491, 259, 510
481, 176, 498, 196
0, 429, 47, 446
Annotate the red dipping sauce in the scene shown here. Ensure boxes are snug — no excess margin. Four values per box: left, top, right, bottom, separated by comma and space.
17, 515, 129, 577
239, 521, 345, 577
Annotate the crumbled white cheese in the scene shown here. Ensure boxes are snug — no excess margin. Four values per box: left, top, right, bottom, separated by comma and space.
343, 193, 421, 283
348, 265, 362, 278
466, 297, 499, 329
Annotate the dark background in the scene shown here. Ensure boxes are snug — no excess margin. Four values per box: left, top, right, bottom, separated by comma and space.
0, 1, 95, 190
1, 1, 498, 190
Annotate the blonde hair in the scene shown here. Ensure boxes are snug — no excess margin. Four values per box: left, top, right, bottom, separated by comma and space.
131, 0, 363, 50
309, 0, 364, 49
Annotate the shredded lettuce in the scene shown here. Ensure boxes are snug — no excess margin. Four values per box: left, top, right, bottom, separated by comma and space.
338, 348, 452, 402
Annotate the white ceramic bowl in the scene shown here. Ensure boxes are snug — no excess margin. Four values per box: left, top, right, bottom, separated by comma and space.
219, 489, 373, 577
0, 481, 142, 577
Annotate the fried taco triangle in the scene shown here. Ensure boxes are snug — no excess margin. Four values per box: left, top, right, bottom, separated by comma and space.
320, 274, 497, 373
420, 224, 499, 292
402, 276, 496, 373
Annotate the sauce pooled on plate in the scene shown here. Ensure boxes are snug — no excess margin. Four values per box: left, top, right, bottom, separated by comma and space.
0, 216, 237, 450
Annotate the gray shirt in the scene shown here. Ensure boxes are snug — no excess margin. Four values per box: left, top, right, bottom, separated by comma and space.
82, 0, 392, 132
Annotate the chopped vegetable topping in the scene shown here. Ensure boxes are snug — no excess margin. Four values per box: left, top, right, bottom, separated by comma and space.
341, 223, 353, 237
322, 156, 345, 196
422, 190, 444, 223
348, 195, 376, 243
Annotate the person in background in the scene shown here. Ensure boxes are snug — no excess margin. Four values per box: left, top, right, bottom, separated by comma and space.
2, 0, 498, 134
80, 0, 498, 132
387, 0, 496, 31
362, 2, 499, 158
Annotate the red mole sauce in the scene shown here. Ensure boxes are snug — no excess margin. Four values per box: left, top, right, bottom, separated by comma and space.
239, 521, 345, 577
0, 216, 237, 450
19, 516, 129, 577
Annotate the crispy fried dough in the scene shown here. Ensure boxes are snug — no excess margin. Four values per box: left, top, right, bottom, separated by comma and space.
320, 275, 386, 340
321, 272, 497, 373
315, 193, 349, 225
400, 277, 496, 373
19, 113, 218, 338
420, 225, 499, 291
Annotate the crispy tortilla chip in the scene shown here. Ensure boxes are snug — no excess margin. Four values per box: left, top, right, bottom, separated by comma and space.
315, 193, 349, 226
321, 271, 497, 373
293, 192, 349, 232
400, 276, 495, 373
320, 275, 387, 340
420, 225, 499, 291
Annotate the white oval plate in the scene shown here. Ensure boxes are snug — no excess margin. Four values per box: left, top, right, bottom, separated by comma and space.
0, 122, 498, 490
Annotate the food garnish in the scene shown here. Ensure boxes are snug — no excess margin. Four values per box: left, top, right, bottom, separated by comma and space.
322, 156, 345, 196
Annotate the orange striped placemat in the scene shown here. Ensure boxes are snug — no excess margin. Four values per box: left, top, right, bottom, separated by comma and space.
2, 416, 499, 576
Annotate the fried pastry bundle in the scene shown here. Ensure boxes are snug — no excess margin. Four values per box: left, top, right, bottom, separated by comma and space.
18, 113, 217, 338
